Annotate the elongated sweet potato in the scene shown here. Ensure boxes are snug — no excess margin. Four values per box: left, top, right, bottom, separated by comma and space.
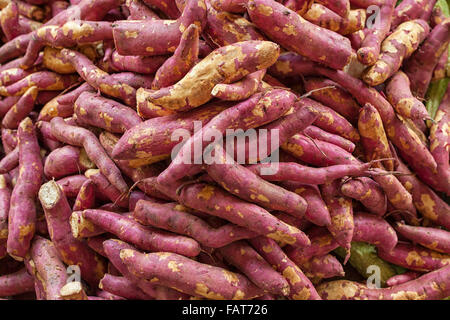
386, 71, 429, 120
363, 19, 430, 86
378, 243, 450, 272
38, 83, 94, 121
109, 51, 166, 74
27, 236, 68, 300
44, 145, 94, 179
352, 212, 397, 252
303, 126, 356, 153
0, 267, 34, 297
50, 117, 128, 194
81, 209, 201, 257
0, 174, 11, 240
152, 24, 199, 90
0, 146, 18, 174
112, 0, 205, 56
218, 241, 290, 296
74, 92, 142, 133
2, 86, 38, 129
0, 96, 20, 119
317, 264, 450, 300
73, 179, 96, 211
340, 177, 387, 216
300, 254, 345, 281
395, 223, 450, 255
125, 0, 159, 20
39, 180, 107, 287
138, 40, 279, 114
120, 249, 264, 299
56, 174, 88, 198
209, 0, 247, 13
247, 0, 353, 70
134, 200, 257, 248
211, 70, 265, 101
7, 117, 42, 260
99, 274, 153, 300
320, 180, 354, 252
391, 0, 437, 30
84, 169, 128, 208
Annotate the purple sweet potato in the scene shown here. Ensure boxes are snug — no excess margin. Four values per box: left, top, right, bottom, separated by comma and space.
44, 145, 95, 179
395, 223, 450, 254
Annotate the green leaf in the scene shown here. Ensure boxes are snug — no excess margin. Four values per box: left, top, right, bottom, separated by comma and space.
425, 78, 450, 120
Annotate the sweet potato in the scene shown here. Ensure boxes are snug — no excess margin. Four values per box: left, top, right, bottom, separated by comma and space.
156, 180, 311, 247
59, 282, 88, 300
50, 117, 128, 194
363, 19, 430, 86
44, 145, 94, 179
432, 48, 449, 82
0, 146, 18, 173
0, 2, 24, 41
81, 209, 201, 257
317, 264, 450, 300
395, 223, 450, 254
247, 0, 353, 70
429, 83, 450, 194
320, 180, 354, 252
304, 4, 365, 35
1, 127, 17, 154
0, 66, 41, 87
386, 272, 420, 287
205, 144, 308, 219
152, 24, 199, 90
112, 0, 205, 56
302, 126, 356, 153
300, 254, 345, 281
218, 241, 290, 296
0, 267, 35, 297
356, 0, 395, 66
56, 174, 88, 198
27, 235, 68, 300
0, 33, 30, 64
0, 174, 10, 240
142, 0, 180, 18
39, 180, 107, 287
358, 103, 393, 170
386, 71, 429, 120
99, 274, 153, 300
248, 161, 371, 185
282, 134, 359, 167
7, 117, 42, 260
391, 0, 437, 30
2, 86, 38, 129
404, 19, 450, 98
138, 40, 279, 114
157, 89, 297, 185
340, 177, 387, 216
73, 179, 96, 211
297, 98, 360, 142
60, 49, 137, 107
70, 210, 107, 239
38, 83, 94, 121
74, 92, 142, 133
109, 51, 166, 74
120, 249, 264, 299
209, 0, 247, 13
84, 169, 129, 208
202, 2, 265, 48
280, 183, 330, 227
125, 0, 159, 20
378, 243, 450, 272
41, 45, 98, 75
0, 71, 78, 97
352, 212, 397, 252
303, 78, 360, 124
0, 96, 20, 119
211, 70, 265, 101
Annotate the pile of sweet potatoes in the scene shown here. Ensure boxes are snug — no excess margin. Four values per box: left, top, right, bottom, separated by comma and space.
0, 0, 448, 300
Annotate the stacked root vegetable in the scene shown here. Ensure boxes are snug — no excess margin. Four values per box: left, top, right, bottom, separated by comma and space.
0, 0, 448, 301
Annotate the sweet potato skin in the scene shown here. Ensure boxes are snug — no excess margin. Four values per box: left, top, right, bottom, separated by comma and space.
0, 267, 35, 297
7, 117, 43, 260
2, 86, 38, 129
395, 223, 450, 255
44, 145, 94, 179
340, 177, 387, 216
352, 212, 397, 252
139, 40, 280, 113
120, 249, 264, 300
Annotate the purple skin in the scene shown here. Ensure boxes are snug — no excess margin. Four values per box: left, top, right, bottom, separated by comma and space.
82, 209, 201, 257
299, 254, 345, 280
7, 117, 43, 260
0, 268, 35, 297
2, 86, 38, 129
0, 146, 19, 174
110, 51, 167, 74
38, 180, 107, 288
56, 175, 88, 198
340, 177, 387, 216
85, 169, 129, 208
303, 126, 356, 153
38, 83, 95, 122
152, 24, 199, 90
44, 145, 93, 180
0, 174, 11, 240
99, 274, 153, 300
0, 66, 41, 87
74, 91, 142, 133
395, 223, 450, 255
125, 0, 159, 20
352, 212, 397, 252
404, 19, 450, 98
211, 70, 265, 101
133, 200, 258, 248
391, 0, 437, 29
281, 182, 331, 227
247, 0, 353, 70
0, 96, 20, 119
112, 0, 206, 56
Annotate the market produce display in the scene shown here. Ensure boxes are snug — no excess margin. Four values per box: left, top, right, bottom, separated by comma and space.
0, 0, 448, 301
